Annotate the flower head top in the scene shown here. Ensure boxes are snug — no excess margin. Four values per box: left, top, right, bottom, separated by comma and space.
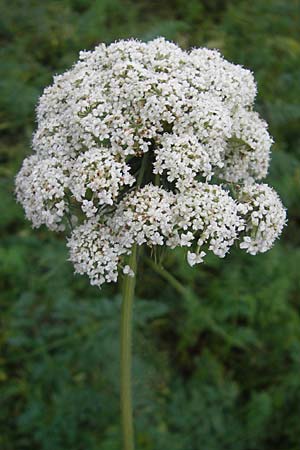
16, 38, 286, 286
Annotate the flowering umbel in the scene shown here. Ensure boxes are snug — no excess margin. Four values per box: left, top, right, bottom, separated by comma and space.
15, 38, 286, 287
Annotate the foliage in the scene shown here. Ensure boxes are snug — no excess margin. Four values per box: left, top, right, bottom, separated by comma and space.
1, 0, 300, 449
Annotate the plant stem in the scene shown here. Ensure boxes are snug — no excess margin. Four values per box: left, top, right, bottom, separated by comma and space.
146, 257, 248, 349
120, 245, 138, 450
145, 257, 187, 296
154, 172, 160, 186
137, 152, 149, 187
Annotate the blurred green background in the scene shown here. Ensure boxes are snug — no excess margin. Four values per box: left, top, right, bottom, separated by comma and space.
1, 1, 300, 449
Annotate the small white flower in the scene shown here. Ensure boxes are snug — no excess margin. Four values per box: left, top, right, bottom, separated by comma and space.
187, 251, 206, 267
123, 265, 135, 277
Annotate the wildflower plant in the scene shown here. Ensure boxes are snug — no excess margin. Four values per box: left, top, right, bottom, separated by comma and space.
15, 38, 286, 450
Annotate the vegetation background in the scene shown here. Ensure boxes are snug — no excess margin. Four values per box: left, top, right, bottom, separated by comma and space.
1, 1, 300, 449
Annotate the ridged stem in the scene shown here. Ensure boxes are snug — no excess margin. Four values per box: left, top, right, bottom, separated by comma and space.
120, 245, 138, 450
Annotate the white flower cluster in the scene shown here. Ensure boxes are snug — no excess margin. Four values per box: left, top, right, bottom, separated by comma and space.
67, 185, 175, 286
15, 155, 68, 230
15, 38, 286, 286
238, 184, 287, 255
169, 183, 245, 259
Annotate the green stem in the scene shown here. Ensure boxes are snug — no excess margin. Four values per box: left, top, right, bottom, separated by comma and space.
137, 152, 149, 187
145, 257, 187, 297
154, 172, 160, 186
120, 245, 138, 450
146, 257, 247, 349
